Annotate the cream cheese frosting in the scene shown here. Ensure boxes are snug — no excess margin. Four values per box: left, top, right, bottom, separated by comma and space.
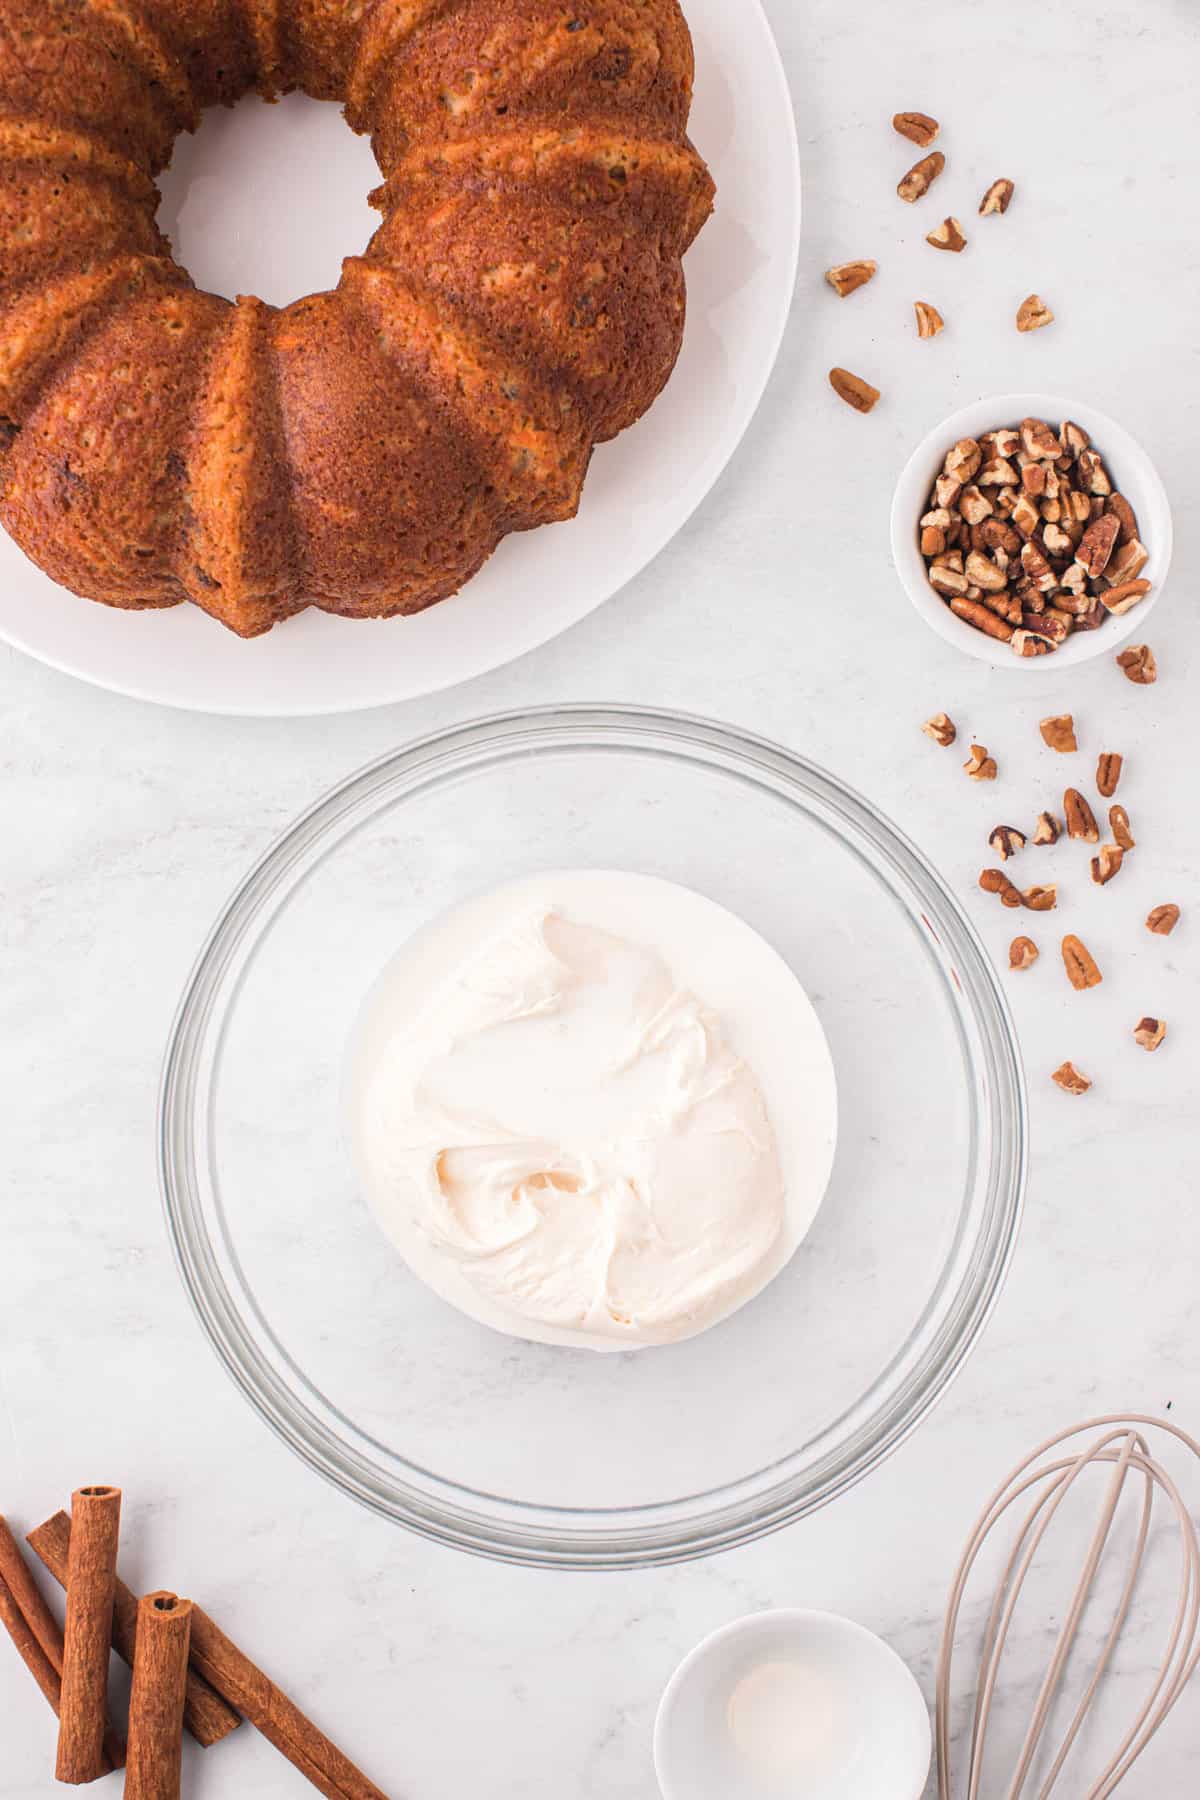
346, 870, 838, 1352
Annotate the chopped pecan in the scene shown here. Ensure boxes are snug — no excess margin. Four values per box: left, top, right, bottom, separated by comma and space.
1077, 449, 1113, 496
1061, 420, 1090, 457
1011, 628, 1051, 658
979, 457, 1020, 488
829, 367, 880, 413
981, 518, 1021, 553
950, 597, 1014, 642
1090, 844, 1124, 886
1020, 610, 1069, 645
980, 868, 1024, 908
1146, 904, 1180, 936
1117, 643, 1157, 684
898, 151, 946, 202
1064, 788, 1099, 841
964, 743, 998, 780
1075, 513, 1120, 579
1021, 540, 1058, 594
1105, 493, 1139, 545
826, 259, 878, 297
1134, 1016, 1167, 1052
921, 712, 957, 747
1039, 714, 1077, 754
1022, 884, 1058, 912
1042, 522, 1073, 559
1105, 539, 1149, 585
981, 429, 1022, 459
1021, 418, 1061, 461
921, 525, 946, 556
914, 300, 945, 338
964, 550, 1008, 592
930, 564, 970, 597
1011, 493, 1041, 538
989, 825, 1026, 860
1062, 934, 1102, 991
1096, 752, 1123, 798
979, 177, 1015, 215
1016, 293, 1054, 332
1101, 578, 1152, 616
926, 215, 967, 252
1052, 1061, 1092, 1095
1032, 811, 1061, 845
1109, 804, 1135, 851
893, 111, 940, 147
959, 484, 993, 525
934, 473, 963, 509
944, 438, 982, 483
1009, 935, 1039, 970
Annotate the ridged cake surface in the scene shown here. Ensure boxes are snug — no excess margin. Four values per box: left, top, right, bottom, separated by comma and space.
0, 0, 714, 635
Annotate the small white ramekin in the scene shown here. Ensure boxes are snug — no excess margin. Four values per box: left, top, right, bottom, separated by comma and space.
890, 393, 1173, 670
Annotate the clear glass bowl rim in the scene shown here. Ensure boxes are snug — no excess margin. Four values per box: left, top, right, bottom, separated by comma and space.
159, 705, 1027, 1570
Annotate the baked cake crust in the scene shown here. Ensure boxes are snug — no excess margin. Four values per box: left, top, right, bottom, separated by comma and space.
0, 0, 714, 636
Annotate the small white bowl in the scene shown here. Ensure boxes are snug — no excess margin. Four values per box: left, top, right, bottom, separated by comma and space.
653, 1609, 931, 1800
890, 393, 1173, 670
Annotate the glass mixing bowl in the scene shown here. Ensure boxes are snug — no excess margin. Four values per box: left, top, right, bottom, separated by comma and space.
160, 707, 1026, 1568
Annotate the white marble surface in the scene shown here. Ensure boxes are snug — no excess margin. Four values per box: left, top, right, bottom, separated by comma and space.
3, 1, 1199, 1793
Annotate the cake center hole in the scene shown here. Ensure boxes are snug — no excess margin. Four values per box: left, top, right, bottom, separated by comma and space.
156, 92, 380, 309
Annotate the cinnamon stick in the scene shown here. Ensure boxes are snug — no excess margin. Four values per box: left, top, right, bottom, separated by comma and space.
32, 1510, 390, 1800
0, 1572, 118, 1776
0, 1513, 66, 1672
185, 1606, 393, 1800
57, 1486, 122, 1785
28, 1511, 240, 1749
125, 1594, 193, 1800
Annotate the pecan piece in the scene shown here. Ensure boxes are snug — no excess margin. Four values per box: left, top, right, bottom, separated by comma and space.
829, 367, 880, 414
958, 485, 992, 526
926, 215, 967, 252
1077, 449, 1113, 496
1090, 844, 1124, 886
979, 457, 1020, 488
1061, 420, 1090, 457
1016, 293, 1054, 332
1020, 418, 1062, 461
1039, 714, 1077, 754
1105, 539, 1149, 586
1009, 935, 1039, 971
1146, 904, 1180, 936
1105, 493, 1139, 545
825, 259, 878, 297
1062, 934, 1102, 991
921, 712, 956, 747
965, 550, 1008, 593
930, 564, 970, 597
1011, 629, 1052, 658
979, 177, 1015, 216
1109, 804, 1135, 852
893, 111, 939, 147
914, 300, 945, 339
1052, 1061, 1092, 1095
1096, 752, 1123, 798
944, 438, 982, 483
964, 743, 998, 780
1064, 788, 1099, 842
1032, 811, 1061, 845
950, 597, 1014, 642
989, 825, 1026, 860
1023, 884, 1058, 912
1117, 643, 1157, 684
921, 525, 946, 556
898, 151, 946, 202
1134, 1017, 1167, 1052
1101, 579, 1152, 616
1075, 513, 1120, 579
980, 868, 1024, 908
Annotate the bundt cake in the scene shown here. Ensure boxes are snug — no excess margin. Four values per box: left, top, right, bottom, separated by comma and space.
0, 1, 714, 637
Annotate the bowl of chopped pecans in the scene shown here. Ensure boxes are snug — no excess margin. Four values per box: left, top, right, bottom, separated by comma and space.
891, 394, 1172, 668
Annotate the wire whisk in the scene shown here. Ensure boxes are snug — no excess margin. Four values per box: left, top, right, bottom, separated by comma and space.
936, 1414, 1200, 1798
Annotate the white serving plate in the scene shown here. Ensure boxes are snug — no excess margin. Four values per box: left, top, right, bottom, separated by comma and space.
0, 0, 801, 715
